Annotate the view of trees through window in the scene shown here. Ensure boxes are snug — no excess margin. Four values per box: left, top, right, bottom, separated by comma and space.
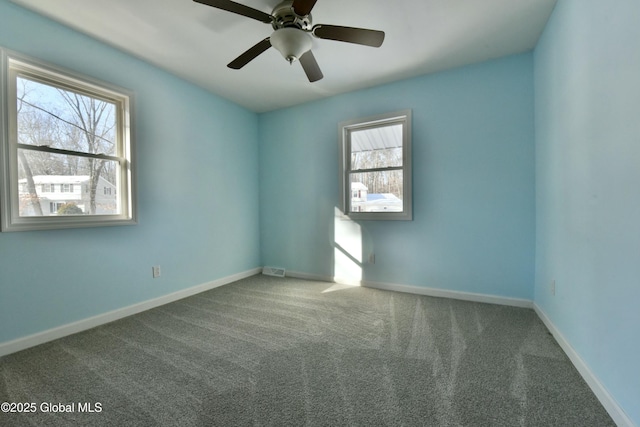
16, 76, 119, 216
351, 146, 403, 197
349, 124, 404, 212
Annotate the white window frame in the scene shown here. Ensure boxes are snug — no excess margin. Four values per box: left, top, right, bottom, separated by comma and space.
0, 48, 136, 231
339, 110, 412, 221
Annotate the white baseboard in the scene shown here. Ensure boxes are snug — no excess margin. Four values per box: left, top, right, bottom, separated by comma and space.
534, 304, 636, 427
285, 270, 335, 283
0, 267, 261, 358
363, 279, 533, 308
286, 271, 533, 308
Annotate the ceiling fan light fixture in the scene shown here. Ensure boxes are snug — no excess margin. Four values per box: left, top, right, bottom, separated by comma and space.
270, 27, 312, 63
195, 0, 385, 81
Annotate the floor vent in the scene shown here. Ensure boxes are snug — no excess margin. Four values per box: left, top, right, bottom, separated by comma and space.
262, 267, 286, 277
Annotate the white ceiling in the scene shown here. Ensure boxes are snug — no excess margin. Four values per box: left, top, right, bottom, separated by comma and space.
10, 0, 557, 113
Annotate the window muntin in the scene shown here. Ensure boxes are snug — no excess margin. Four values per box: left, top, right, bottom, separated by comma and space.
0, 49, 136, 231
339, 110, 412, 221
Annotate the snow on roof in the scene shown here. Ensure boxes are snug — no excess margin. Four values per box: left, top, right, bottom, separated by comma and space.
367, 193, 400, 202
351, 182, 368, 190
18, 175, 90, 184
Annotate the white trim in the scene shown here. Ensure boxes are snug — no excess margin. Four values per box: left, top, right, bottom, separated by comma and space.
286, 270, 335, 283
286, 270, 365, 287
339, 109, 413, 222
0, 268, 261, 357
534, 304, 636, 427
363, 279, 533, 308
286, 270, 532, 308
0, 46, 137, 232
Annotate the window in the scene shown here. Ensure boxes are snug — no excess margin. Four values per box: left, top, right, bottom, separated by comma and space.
0, 48, 136, 231
339, 110, 412, 220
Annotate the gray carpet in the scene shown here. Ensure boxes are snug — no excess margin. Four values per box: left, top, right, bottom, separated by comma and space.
0, 275, 615, 426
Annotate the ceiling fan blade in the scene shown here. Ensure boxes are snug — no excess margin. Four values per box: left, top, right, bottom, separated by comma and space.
313, 25, 385, 47
193, 0, 272, 23
227, 38, 272, 69
299, 50, 323, 82
291, 0, 318, 16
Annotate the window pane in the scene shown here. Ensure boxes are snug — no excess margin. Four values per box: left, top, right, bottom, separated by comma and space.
350, 124, 403, 170
18, 149, 120, 217
16, 76, 117, 156
349, 170, 403, 213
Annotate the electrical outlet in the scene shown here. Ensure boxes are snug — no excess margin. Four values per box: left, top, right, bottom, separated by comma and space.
368, 253, 375, 264
550, 280, 556, 296
152, 265, 161, 278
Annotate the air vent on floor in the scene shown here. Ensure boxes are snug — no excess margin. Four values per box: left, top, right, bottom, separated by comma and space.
262, 266, 286, 277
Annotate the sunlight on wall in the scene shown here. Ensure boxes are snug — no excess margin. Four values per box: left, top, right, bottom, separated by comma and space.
333, 207, 363, 286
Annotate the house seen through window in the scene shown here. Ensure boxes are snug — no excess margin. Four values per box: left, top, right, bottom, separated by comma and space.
339, 110, 412, 221
0, 48, 135, 231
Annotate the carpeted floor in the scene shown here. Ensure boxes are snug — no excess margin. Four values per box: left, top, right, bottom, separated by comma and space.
0, 275, 615, 426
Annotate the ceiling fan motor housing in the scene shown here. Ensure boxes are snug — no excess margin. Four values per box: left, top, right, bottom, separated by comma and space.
271, 1, 312, 30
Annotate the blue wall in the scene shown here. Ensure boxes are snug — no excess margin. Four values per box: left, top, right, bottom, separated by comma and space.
259, 54, 536, 300
0, 0, 261, 343
534, 0, 640, 424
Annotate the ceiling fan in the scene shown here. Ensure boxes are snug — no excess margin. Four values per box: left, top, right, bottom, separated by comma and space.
193, 0, 385, 82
